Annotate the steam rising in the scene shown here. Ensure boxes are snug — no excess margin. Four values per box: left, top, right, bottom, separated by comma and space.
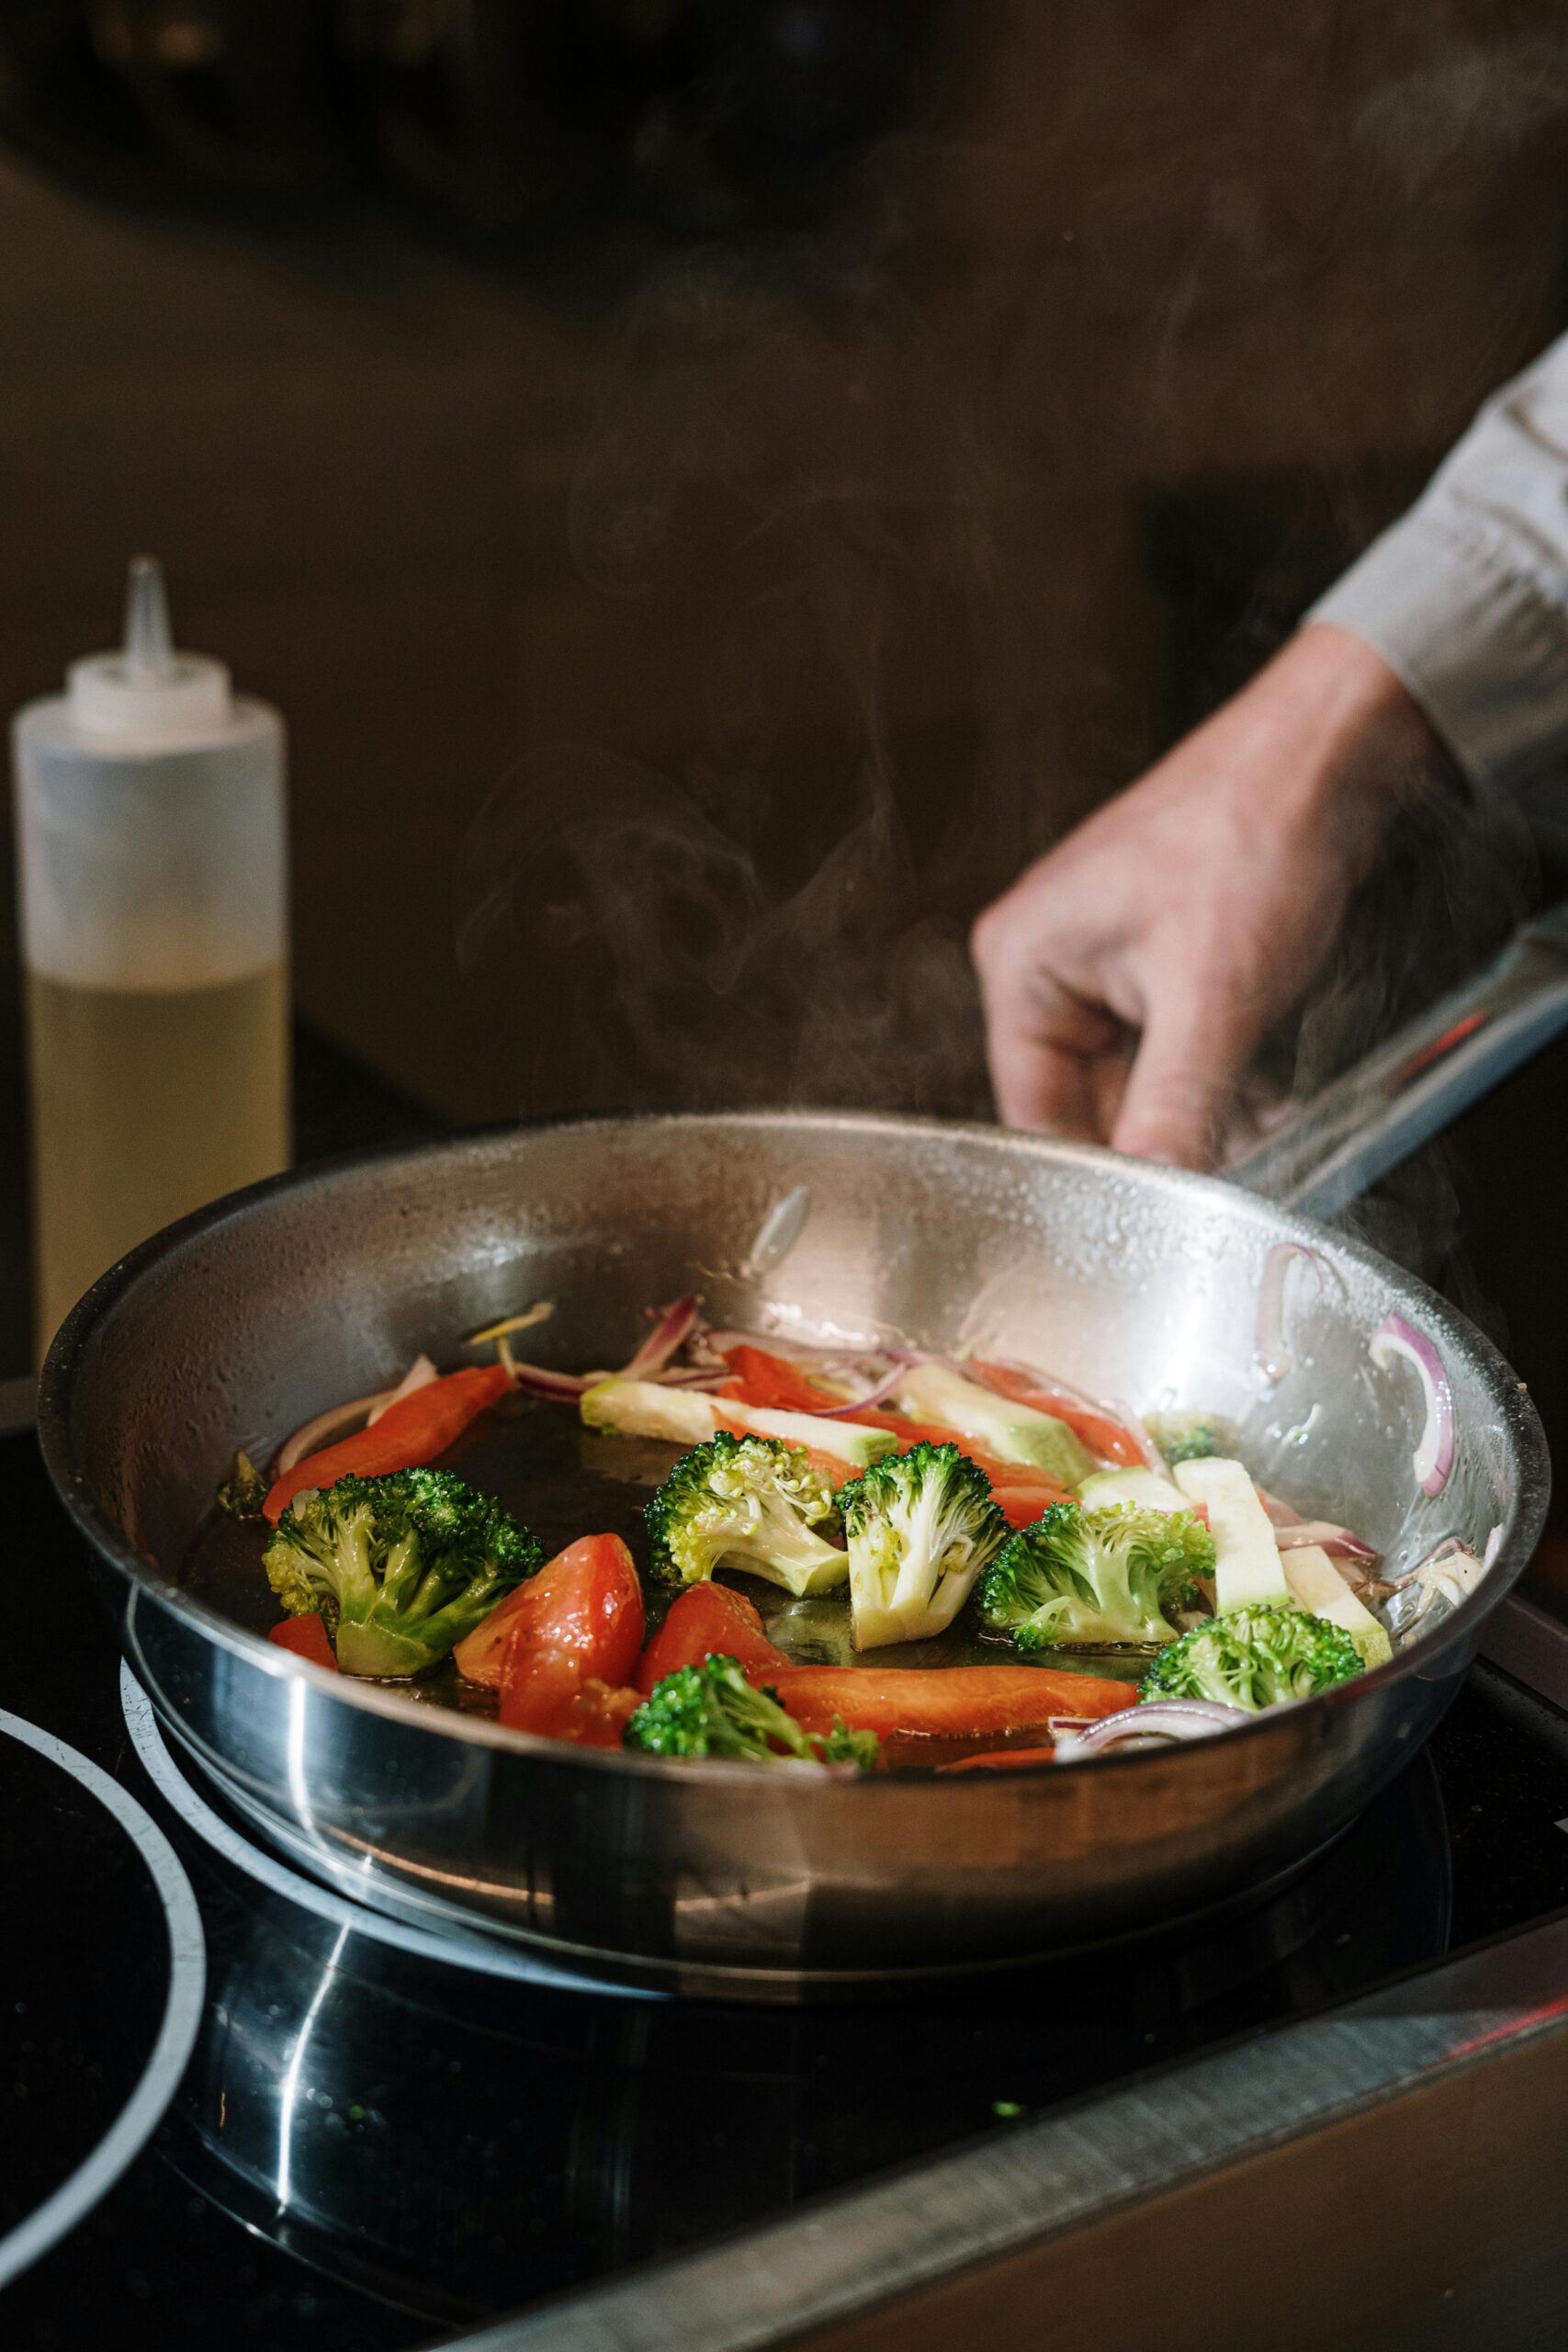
452, 21, 1563, 1333
454, 740, 985, 1117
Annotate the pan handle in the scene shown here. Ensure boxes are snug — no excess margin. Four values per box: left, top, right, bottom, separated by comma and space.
1227, 899, 1568, 1219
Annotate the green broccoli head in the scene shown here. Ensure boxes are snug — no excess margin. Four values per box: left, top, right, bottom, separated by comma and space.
264, 1467, 542, 1678
644, 1433, 848, 1597
978, 1500, 1214, 1652
838, 1441, 1010, 1651
217, 1449, 268, 1520
1139, 1601, 1363, 1710
1145, 1409, 1234, 1467
623, 1654, 878, 1772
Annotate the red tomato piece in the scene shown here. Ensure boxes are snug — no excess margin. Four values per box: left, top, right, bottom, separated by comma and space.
267, 1614, 338, 1671
493, 1535, 647, 1744
458, 1532, 644, 1691
635, 1580, 789, 1695
263, 1363, 512, 1524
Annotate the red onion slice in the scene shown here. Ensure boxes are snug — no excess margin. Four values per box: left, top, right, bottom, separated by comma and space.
620, 1297, 700, 1382
500, 1344, 593, 1399
815, 1363, 908, 1418
1255, 1243, 1326, 1385
276, 1385, 399, 1476
1056, 1699, 1250, 1757
1369, 1313, 1455, 1497
1272, 1521, 1381, 1565
366, 1352, 438, 1428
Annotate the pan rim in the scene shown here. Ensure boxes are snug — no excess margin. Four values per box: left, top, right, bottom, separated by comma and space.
38, 1107, 1552, 1792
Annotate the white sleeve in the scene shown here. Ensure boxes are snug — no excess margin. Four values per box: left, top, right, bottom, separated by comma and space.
1309, 331, 1568, 793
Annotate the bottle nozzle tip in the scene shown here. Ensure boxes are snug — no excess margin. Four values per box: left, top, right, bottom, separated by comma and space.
123, 556, 175, 682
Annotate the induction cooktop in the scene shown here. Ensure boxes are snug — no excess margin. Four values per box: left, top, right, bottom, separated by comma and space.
6, 1420, 1568, 2352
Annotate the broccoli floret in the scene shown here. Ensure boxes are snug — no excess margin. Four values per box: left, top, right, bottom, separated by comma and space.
623, 1654, 878, 1771
217, 1449, 268, 1520
978, 1500, 1214, 1651
264, 1467, 542, 1678
1145, 1409, 1233, 1467
644, 1433, 848, 1597
839, 1442, 1010, 1650
1139, 1601, 1363, 1710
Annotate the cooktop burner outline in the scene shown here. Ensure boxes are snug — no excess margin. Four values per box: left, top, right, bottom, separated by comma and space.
0, 1707, 207, 2291
119, 1663, 657, 2002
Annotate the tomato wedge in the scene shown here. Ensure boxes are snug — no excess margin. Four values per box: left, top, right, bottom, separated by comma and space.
969, 1363, 1144, 1467
765, 1663, 1133, 1741
267, 1613, 338, 1671
491, 1534, 646, 1746
500, 1646, 642, 1747
263, 1363, 512, 1524
636, 1580, 789, 1694
458, 1532, 643, 1690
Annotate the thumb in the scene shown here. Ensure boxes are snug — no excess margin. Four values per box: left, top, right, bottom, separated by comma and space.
1111, 984, 1258, 1169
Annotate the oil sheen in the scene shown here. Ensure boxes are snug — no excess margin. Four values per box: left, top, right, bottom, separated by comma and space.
27, 961, 289, 1353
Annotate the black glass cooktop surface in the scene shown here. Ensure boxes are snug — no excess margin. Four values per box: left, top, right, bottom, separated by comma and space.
5, 1421, 1568, 2350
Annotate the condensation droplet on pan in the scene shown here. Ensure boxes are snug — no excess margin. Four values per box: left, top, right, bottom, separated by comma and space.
741, 1184, 811, 1279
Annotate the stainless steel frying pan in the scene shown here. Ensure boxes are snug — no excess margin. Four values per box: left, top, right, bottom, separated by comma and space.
38, 906, 1568, 1998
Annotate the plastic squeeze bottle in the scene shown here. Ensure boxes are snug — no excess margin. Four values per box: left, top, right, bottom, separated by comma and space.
13, 558, 289, 1357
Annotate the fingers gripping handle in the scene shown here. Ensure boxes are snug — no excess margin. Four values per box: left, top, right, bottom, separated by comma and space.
1227, 901, 1568, 1219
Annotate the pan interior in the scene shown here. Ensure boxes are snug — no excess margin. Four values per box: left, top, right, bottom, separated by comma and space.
54, 1112, 1531, 1665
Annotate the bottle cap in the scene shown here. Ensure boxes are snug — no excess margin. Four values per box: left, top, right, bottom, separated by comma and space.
67, 557, 232, 743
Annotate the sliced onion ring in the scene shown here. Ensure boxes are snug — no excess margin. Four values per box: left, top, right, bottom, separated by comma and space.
620, 1297, 700, 1381
816, 1363, 908, 1418
500, 1342, 592, 1399
1056, 1699, 1251, 1758
366, 1352, 438, 1428
276, 1384, 396, 1475
1255, 1242, 1326, 1385
1369, 1312, 1455, 1497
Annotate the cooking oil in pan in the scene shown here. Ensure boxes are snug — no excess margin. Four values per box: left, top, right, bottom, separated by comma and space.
184, 1392, 1145, 1725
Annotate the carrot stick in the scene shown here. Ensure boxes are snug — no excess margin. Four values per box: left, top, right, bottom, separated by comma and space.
264, 1363, 511, 1524
767, 1662, 1134, 1741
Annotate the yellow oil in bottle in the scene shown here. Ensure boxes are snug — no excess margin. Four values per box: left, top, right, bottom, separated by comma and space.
26, 960, 289, 1353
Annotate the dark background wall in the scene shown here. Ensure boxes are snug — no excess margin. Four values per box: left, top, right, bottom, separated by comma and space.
5, 1, 1568, 1453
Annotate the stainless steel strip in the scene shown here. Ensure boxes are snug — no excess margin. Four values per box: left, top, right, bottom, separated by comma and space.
454, 1912, 1568, 2352
1228, 901, 1568, 1218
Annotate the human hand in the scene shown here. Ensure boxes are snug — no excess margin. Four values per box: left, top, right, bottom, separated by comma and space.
970, 624, 1450, 1167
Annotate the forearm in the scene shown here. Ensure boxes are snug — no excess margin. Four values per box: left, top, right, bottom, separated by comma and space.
1311, 331, 1568, 794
